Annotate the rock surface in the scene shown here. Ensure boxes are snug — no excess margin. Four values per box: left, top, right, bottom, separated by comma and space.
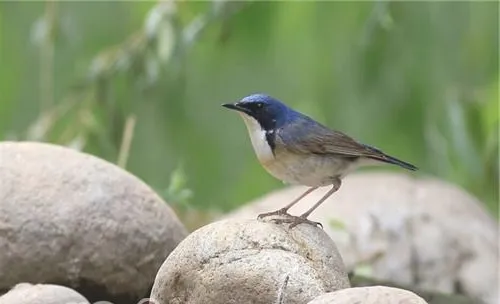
307, 286, 428, 304
0, 142, 188, 303
350, 275, 483, 304
227, 172, 499, 304
150, 218, 350, 304
0, 283, 89, 304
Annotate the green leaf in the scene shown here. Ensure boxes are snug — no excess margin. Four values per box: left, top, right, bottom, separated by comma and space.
328, 218, 347, 231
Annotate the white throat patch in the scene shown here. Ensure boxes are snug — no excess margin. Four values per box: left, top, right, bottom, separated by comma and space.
238, 113, 275, 163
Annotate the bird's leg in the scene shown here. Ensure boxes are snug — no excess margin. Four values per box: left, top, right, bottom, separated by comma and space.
257, 186, 318, 220
273, 178, 342, 229
299, 178, 341, 219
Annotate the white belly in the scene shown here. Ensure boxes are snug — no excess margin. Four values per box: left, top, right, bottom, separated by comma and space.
263, 151, 357, 187
239, 113, 359, 187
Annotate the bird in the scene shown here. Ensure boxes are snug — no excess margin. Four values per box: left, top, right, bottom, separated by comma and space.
222, 94, 417, 228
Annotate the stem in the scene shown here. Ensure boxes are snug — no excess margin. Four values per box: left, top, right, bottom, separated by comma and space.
117, 114, 137, 169
40, 0, 57, 112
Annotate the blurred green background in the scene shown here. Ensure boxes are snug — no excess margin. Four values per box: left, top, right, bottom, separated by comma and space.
1, 1, 498, 222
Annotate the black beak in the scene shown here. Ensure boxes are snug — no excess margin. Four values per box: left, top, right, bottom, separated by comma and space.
222, 102, 250, 114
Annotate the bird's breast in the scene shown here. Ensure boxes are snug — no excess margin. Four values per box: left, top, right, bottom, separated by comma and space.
239, 114, 275, 164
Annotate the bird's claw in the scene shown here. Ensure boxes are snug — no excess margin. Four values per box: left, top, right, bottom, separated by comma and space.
269, 215, 323, 229
257, 208, 290, 220
257, 209, 323, 229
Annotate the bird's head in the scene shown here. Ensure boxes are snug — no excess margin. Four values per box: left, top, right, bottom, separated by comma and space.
222, 94, 290, 131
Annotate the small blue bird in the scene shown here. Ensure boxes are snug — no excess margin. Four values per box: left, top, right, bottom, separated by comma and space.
222, 94, 417, 228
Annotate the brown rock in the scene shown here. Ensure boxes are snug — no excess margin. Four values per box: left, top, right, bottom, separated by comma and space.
227, 172, 498, 304
150, 218, 350, 304
0, 142, 188, 303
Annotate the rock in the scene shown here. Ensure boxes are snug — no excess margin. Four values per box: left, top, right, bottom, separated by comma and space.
350, 274, 482, 304
0, 283, 89, 304
307, 286, 428, 304
226, 171, 499, 304
0, 142, 188, 303
150, 218, 350, 304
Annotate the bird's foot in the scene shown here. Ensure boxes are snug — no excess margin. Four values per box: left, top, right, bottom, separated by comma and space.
270, 215, 323, 229
257, 208, 291, 220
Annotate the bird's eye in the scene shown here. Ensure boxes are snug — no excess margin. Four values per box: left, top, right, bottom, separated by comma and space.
256, 103, 263, 108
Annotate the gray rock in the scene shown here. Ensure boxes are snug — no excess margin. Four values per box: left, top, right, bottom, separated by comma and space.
308, 286, 428, 304
227, 172, 498, 304
150, 218, 350, 304
0, 283, 89, 304
0, 142, 188, 303
350, 274, 483, 304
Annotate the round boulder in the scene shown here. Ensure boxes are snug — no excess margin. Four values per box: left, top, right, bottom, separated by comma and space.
150, 218, 350, 304
227, 172, 498, 304
0, 142, 188, 303
0, 283, 89, 304
307, 286, 428, 304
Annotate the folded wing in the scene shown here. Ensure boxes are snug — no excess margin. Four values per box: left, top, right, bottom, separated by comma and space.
276, 115, 417, 171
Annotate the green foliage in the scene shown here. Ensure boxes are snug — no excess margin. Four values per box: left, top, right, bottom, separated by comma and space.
0, 1, 498, 215
328, 218, 347, 231
161, 163, 194, 209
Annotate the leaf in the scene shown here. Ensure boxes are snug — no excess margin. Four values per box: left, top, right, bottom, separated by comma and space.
328, 218, 347, 231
